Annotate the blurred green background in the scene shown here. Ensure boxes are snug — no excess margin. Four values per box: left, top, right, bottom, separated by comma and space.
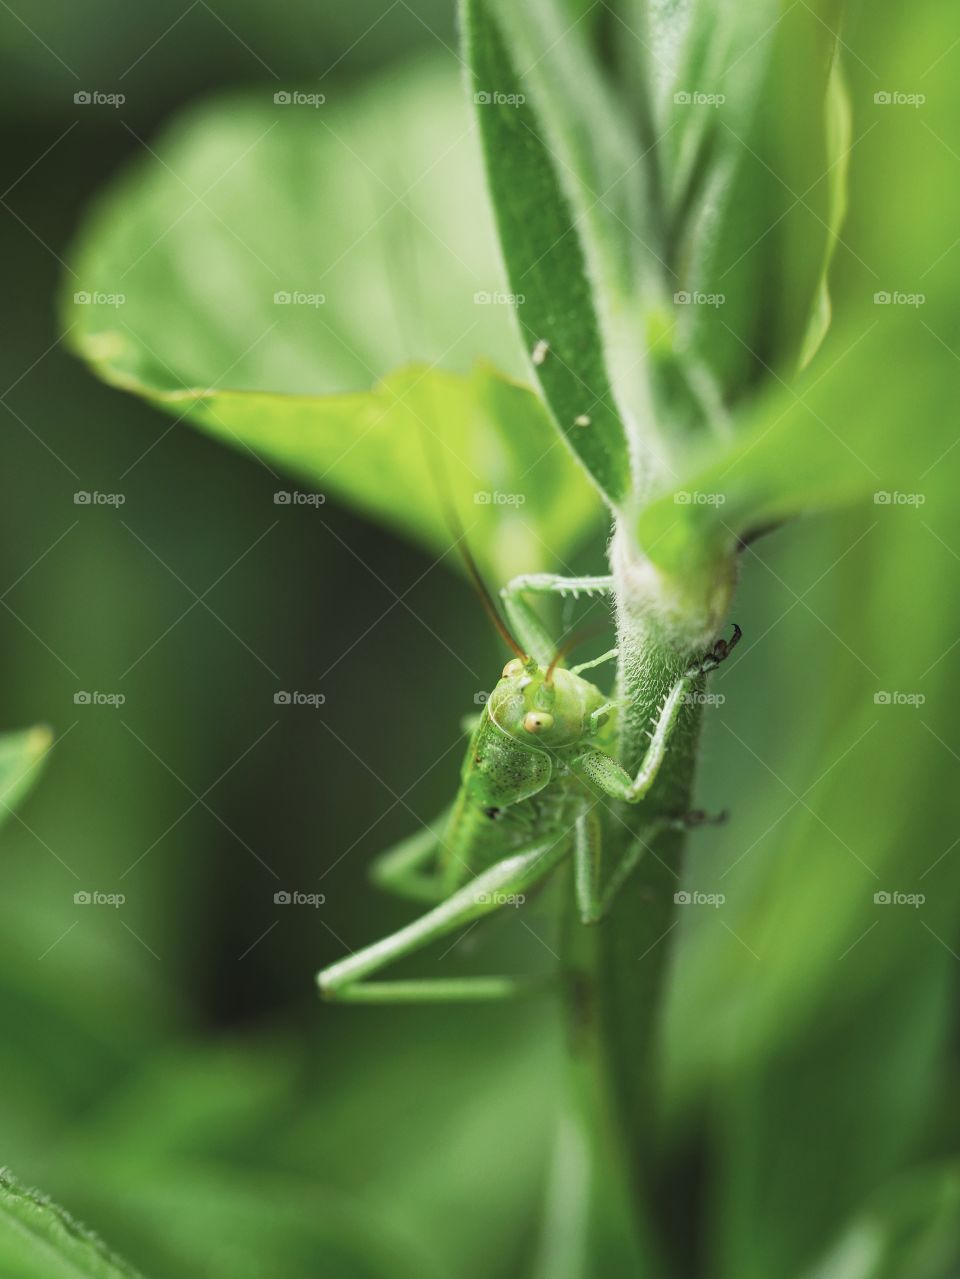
1, 2, 959, 1276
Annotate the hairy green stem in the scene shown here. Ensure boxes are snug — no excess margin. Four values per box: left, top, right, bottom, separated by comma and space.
546, 526, 735, 1275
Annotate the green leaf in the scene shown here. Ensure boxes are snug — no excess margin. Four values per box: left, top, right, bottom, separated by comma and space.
0, 727, 51, 830
636, 319, 959, 576
74, 350, 597, 583
463, 0, 633, 506
804, 1163, 960, 1279
0, 1168, 140, 1278
63, 60, 598, 581
797, 61, 851, 371
649, 0, 845, 399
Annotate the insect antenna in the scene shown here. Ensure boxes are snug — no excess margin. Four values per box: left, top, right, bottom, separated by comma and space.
419, 435, 529, 663
383, 193, 528, 664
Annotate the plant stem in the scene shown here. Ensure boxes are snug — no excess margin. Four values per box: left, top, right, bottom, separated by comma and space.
548, 525, 733, 1275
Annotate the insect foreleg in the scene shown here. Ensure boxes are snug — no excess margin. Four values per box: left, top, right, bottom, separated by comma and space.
572, 675, 690, 803
317, 836, 569, 1003
500, 574, 614, 664
571, 625, 741, 804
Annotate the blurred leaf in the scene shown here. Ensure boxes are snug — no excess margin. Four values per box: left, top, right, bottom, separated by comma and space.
803, 1163, 960, 1279
463, 0, 633, 506
650, 0, 844, 398
0, 727, 51, 830
51, 1011, 560, 1279
662, 477, 960, 1272
636, 318, 958, 575
64, 60, 599, 579
69, 353, 597, 582
798, 61, 851, 370
0, 1168, 139, 1278
66, 61, 521, 391
70, 1167, 434, 1279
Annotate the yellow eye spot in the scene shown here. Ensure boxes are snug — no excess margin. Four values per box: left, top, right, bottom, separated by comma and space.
523, 711, 554, 733
502, 658, 525, 678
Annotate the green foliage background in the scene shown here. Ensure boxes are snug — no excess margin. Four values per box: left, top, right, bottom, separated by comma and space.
1, 1, 959, 1276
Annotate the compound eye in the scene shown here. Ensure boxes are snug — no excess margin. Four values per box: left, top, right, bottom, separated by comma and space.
523, 711, 554, 734
502, 658, 525, 678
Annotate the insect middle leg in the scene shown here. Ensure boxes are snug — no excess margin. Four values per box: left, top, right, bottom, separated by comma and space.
368, 808, 451, 904
368, 717, 479, 904
316, 835, 570, 1004
500, 573, 614, 663
574, 807, 671, 924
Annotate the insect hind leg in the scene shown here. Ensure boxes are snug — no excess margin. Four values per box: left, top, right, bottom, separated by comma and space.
318, 836, 569, 1003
